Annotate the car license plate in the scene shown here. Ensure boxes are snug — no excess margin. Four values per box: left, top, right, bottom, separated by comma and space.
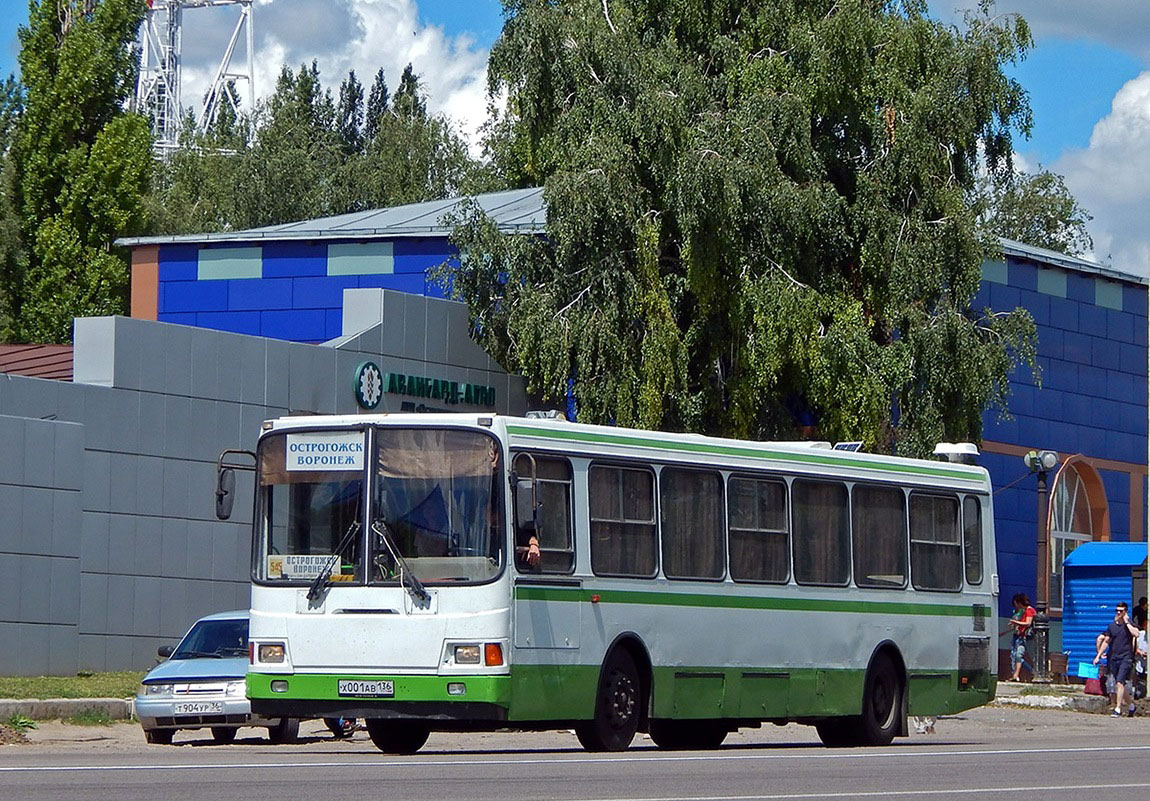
338, 679, 394, 698
173, 701, 223, 714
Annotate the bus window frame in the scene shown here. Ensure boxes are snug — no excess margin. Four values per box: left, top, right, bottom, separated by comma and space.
849, 481, 910, 591
727, 471, 791, 586
790, 477, 852, 588
962, 494, 985, 586
588, 460, 659, 580
511, 450, 577, 576
908, 490, 963, 594
658, 464, 727, 583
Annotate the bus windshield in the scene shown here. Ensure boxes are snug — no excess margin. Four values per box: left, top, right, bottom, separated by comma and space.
255, 427, 502, 585
371, 428, 502, 584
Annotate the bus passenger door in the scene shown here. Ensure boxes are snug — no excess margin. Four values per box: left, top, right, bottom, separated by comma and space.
510, 578, 583, 720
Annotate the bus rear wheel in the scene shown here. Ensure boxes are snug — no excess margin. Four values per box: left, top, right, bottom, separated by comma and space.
857, 652, 902, 746
649, 720, 727, 750
575, 649, 641, 752
365, 719, 430, 754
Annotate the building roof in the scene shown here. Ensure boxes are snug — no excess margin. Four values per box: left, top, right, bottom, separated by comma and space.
116, 187, 546, 247
0, 345, 73, 381
117, 186, 1147, 287
999, 238, 1146, 286
1063, 541, 1148, 569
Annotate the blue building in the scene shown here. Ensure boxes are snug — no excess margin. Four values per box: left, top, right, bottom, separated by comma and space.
119, 190, 1149, 675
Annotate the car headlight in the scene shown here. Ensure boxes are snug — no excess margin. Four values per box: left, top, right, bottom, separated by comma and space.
226, 680, 246, 696
142, 683, 174, 696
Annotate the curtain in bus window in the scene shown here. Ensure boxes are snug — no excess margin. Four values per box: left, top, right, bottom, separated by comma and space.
792, 480, 850, 585
728, 477, 789, 583
590, 465, 656, 577
372, 429, 501, 579
962, 496, 983, 585
910, 494, 961, 591
852, 485, 907, 589
660, 468, 724, 580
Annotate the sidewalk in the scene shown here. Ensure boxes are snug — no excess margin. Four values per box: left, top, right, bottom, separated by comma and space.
990, 680, 1119, 713
0, 697, 133, 721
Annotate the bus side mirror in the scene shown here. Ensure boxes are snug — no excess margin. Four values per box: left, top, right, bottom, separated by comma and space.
514, 477, 538, 531
216, 468, 236, 520
157, 644, 174, 659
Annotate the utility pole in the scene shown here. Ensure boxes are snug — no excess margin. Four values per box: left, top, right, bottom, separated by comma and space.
1025, 449, 1060, 683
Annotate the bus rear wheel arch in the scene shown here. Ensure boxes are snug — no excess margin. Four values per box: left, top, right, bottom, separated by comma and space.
816, 647, 906, 748
575, 646, 646, 752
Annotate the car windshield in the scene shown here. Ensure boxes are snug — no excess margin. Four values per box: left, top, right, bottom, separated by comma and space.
172, 619, 249, 659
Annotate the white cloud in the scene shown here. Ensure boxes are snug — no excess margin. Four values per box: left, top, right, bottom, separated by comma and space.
174, 0, 493, 152
1054, 71, 1150, 277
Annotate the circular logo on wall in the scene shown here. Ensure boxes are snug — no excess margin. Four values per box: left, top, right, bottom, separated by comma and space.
354, 361, 383, 410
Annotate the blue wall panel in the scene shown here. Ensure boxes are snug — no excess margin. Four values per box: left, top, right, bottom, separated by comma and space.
1107, 309, 1135, 344
325, 309, 343, 340
261, 309, 326, 342
157, 312, 197, 326
292, 276, 359, 309
158, 245, 199, 281
229, 277, 293, 311
1009, 260, 1037, 291
1066, 272, 1094, 304
1078, 303, 1106, 337
1019, 290, 1049, 325
194, 311, 261, 336
1049, 297, 1079, 332
393, 239, 455, 274
1124, 285, 1146, 316
990, 282, 1021, 310
162, 280, 228, 313
263, 242, 326, 278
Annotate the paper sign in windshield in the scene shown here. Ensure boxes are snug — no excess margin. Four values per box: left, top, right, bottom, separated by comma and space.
268, 554, 336, 579
285, 432, 365, 471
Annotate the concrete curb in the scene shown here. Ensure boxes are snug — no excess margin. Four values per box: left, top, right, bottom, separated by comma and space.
0, 697, 134, 721
989, 694, 1111, 713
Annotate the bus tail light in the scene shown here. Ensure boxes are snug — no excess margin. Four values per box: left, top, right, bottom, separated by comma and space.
485, 643, 504, 666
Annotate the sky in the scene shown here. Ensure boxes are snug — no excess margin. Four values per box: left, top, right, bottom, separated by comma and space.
0, 0, 1148, 277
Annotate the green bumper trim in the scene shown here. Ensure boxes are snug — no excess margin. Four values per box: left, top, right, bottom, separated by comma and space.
247, 672, 510, 705
515, 585, 990, 618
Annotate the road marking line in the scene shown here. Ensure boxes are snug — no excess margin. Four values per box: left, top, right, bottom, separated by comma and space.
567, 784, 1150, 801
2, 744, 1148, 773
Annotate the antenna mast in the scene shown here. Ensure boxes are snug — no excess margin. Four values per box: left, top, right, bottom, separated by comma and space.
135, 0, 256, 155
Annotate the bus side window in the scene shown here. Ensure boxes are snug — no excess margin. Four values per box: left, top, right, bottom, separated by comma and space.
792, 480, 850, 586
660, 467, 724, 580
589, 464, 657, 578
962, 496, 983, 585
515, 455, 575, 574
851, 485, 907, 589
729, 476, 789, 584
909, 494, 962, 591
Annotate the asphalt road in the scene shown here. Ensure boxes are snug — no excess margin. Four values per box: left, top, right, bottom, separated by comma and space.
2, 706, 1149, 801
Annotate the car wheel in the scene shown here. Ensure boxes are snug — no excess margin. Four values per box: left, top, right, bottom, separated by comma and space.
211, 726, 238, 744
575, 649, 642, 752
144, 729, 174, 745
365, 719, 430, 754
267, 718, 299, 744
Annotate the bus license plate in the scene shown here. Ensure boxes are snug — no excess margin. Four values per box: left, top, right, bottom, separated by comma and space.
338, 679, 394, 698
173, 702, 223, 714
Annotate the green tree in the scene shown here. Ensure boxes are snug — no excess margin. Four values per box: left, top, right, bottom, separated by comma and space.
6, 0, 152, 343
336, 70, 365, 155
363, 67, 390, 144
447, 0, 1038, 455
978, 167, 1093, 256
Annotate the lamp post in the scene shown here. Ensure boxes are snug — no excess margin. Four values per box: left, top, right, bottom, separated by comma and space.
1024, 449, 1060, 683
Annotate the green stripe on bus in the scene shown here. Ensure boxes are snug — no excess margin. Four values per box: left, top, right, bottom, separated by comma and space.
246, 672, 510, 704
505, 424, 982, 483
514, 585, 991, 617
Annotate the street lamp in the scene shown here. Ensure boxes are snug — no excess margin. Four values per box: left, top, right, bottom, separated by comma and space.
1024, 449, 1059, 683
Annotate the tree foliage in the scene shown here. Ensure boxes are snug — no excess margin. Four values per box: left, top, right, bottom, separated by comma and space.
446, 0, 1039, 455
978, 167, 1093, 256
151, 62, 485, 234
4, 0, 152, 343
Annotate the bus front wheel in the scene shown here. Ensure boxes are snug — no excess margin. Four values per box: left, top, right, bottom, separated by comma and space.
575, 649, 641, 752
365, 719, 430, 754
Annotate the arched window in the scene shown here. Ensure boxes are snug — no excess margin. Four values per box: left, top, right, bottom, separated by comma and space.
1049, 460, 1108, 611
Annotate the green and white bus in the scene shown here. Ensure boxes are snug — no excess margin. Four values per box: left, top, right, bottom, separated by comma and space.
221, 413, 997, 754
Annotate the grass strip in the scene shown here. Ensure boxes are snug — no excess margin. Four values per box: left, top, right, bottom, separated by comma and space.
0, 671, 145, 699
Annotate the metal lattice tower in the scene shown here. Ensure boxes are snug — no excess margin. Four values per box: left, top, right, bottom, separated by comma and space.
135, 0, 255, 155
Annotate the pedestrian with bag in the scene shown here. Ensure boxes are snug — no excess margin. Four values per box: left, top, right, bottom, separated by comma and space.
1094, 601, 1140, 717
1001, 593, 1036, 682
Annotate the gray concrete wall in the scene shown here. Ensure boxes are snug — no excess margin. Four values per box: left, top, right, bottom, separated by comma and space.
0, 292, 525, 675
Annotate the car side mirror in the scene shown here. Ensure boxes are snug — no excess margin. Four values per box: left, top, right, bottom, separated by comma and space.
215, 467, 236, 520
157, 644, 174, 659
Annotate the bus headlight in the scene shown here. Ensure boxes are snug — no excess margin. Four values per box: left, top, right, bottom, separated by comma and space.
454, 645, 481, 664
258, 643, 286, 663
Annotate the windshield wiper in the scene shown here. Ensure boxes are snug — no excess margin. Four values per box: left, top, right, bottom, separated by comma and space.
307, 520, 361, 602
174, 651, 224, 659
371, 519, 430, 605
